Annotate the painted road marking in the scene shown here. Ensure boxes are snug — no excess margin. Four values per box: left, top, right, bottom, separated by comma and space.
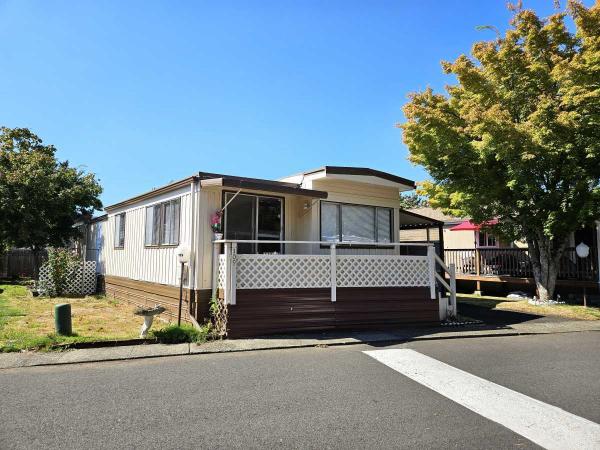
364, 349, 600, 450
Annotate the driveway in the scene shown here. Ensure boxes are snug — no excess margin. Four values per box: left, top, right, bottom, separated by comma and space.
1, 332, 599, 449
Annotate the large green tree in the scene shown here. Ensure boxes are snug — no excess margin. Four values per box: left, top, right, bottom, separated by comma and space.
401, 1, 600, 301
399, 192, 429, 209
0, 127, 103, 264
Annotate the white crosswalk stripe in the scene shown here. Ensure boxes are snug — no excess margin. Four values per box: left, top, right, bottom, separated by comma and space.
364, 348, 600, 450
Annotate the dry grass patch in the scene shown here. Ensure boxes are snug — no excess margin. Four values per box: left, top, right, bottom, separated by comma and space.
0, 283, 173, 351
458, 295, 600, 321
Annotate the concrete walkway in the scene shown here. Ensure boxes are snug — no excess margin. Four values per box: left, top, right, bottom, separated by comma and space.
2, 320, 599, 370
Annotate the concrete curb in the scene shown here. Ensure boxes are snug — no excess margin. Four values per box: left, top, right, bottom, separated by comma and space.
1, 323, 599, 370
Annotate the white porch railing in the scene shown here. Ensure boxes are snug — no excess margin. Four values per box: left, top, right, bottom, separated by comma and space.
212, 240, 456, 317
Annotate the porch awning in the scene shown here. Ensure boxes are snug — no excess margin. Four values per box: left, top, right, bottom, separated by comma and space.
449, 219, 498, 231
398, 209, 444, 229
199, 173, 328, 198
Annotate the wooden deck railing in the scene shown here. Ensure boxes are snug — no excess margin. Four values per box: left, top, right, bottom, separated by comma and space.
444, 247, 598, 282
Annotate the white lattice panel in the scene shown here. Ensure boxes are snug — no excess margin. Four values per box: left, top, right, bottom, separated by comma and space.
217, 255, 227, 289
38, 261, 97, 296
336, 255, 429, 287
235, 255, 331, 289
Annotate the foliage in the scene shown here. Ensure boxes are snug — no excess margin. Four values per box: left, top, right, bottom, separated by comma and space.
38, 248, 80, 297
399, 192, 429, 209
0, 127, 103, 253
151, 324, 210, 344
400, 1, 600, 300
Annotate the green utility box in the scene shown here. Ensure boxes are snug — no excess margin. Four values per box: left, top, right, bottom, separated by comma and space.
54, 303, 72, 336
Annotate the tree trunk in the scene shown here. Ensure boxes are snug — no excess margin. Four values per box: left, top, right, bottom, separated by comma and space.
527, 236, 567, 302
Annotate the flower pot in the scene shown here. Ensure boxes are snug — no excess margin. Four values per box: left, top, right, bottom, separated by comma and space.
214, 232, 224, 241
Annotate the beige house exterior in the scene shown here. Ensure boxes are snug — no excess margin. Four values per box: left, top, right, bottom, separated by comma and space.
84, 167, 455, 335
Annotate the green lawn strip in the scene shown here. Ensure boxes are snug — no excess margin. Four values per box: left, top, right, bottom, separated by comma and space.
0, 283, 146, 352
0, 285, 28, 327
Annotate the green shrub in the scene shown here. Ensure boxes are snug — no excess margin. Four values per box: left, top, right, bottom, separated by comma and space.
152, 323, 215, 344
38, 248, 80, 297
152, 324, 199, 344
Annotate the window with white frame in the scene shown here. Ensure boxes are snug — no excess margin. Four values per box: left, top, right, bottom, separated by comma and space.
114, 213, 126, 248
477, 231, 497, 248
144, 198, 181, 246
320, 201, 393, 244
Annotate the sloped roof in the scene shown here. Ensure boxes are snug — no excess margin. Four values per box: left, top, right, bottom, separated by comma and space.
406, 207, 465, 224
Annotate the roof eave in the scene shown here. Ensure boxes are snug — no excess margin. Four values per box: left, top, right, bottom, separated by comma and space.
200, 177, 328, 198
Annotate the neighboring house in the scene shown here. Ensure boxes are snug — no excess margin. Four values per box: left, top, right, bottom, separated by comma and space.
88, 166, 456, 337
406, 207, 600, 296
403, 207, 511, 250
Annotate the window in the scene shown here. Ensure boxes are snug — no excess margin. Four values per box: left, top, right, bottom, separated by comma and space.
144, 198, 180, 246
114, 213, 126, 248
478, 231, 497, 248
223, 192, 283, 254
320, 201, 393, 244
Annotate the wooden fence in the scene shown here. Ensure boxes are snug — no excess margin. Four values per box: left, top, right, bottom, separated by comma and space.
0, 249, 48, 279
445, 247, 598, 282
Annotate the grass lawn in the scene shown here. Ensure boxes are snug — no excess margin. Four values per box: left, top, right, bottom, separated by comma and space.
0, 283, 173, 352
458, 294, 600, 321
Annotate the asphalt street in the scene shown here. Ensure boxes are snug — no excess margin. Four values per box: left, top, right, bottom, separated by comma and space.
1, 332, 599, 449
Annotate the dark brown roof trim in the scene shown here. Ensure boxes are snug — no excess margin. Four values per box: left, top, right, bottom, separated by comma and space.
304, 166, 416, 189
398, 208, 444, 226
90, 214, 108, 223
105, 176, 196, 212
200, 174, 328, 198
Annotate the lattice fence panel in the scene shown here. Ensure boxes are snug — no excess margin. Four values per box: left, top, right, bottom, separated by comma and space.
217, 255, 227, 289
38, 261, 97, 296
336, 255, 429, 287
236, 255, 331, 289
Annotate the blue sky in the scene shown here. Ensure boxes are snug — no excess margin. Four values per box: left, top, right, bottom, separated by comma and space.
0, 0, 583, 208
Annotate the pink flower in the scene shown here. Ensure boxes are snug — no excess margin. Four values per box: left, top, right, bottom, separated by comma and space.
210, 210, 222, 232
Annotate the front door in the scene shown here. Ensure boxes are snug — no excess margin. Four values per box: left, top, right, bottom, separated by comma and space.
224, 192, 283, 254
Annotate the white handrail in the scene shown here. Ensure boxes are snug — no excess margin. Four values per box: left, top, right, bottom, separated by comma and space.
213, 239, 433, 247
433, 252, 457, 317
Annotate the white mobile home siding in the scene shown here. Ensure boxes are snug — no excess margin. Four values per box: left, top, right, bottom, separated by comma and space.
104, 186, 193, 287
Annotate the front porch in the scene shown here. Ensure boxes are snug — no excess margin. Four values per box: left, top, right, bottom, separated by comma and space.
445, 247, 600, 291
212, 240, 455, 338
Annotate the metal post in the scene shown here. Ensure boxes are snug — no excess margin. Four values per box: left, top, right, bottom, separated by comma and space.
330, 244, 336, 302
224, 243, 231, 305
449, 263, 457, 316
427, 245, 436, 300
177, 261, 184, 326
475, 248, 482, 294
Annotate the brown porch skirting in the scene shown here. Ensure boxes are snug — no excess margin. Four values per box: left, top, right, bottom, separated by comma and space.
226, 286, 438, 338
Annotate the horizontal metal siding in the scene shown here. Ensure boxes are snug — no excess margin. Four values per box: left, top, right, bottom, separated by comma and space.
103, 188, 192, 287
226, 286, 437, 338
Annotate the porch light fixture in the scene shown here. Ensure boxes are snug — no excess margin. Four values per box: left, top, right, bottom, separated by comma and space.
576, 242, 590, 259
175, 245, 191, 325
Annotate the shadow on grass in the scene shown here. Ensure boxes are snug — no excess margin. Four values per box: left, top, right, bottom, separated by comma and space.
457, 299, 546, 326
